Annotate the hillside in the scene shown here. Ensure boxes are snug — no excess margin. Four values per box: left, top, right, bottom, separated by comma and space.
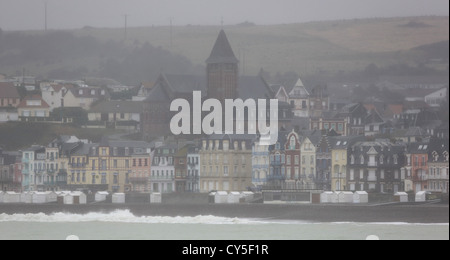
0, 16, 448, 84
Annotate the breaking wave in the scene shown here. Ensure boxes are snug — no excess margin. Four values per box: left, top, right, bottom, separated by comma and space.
0, 210, 268, 225
0, 210, 447, 226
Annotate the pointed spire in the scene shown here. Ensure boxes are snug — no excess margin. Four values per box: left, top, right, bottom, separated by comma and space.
206, 30, 239, 64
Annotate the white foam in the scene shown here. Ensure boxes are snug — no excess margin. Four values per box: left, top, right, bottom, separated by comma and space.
0, 211, 447, 226
0, 210, 263, 225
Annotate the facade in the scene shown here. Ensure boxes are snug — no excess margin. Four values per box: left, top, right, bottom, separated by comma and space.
88, 100, 142, 130
67, 140, 152, 193
199, 134, 254, 192
174, 146, 189, 192
252, 140, 270, 189
17, 95, 50, 121
62, 87, 109, 110
424, 87, 447, 107
41, 83, 71, 111
186, 146, 201, 192
427, 139, 449, 194
21, 146, 46, 191
268, 133, 287, 188
348, 140, 406, 193
151, 144, 176, 193
0, 82, 21, 108
402, 142, 429, 193
284, 130, 302, 189
288, 78, 310, 118
0, 149, 22, 191
298, 137, 317, 190
330, 136, 364, 191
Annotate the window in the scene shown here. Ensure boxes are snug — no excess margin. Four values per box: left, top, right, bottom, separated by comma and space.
224, 166, 229, 177
350, 169, 354, 180
113, 160, 118, 168
295, 155, 299, 165
113, 173, 118, 184
101, 174, 107, 184
360, 155, 364, 164
287, 155, 291, 165
290, 136, 296, 150
92, 173, 96, 184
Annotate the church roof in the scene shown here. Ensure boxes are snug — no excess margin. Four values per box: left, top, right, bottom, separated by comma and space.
206, 30, 239, 64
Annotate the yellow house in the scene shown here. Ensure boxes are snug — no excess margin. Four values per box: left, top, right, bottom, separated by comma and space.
330, 136, 364, 191
67, 140, 152, 193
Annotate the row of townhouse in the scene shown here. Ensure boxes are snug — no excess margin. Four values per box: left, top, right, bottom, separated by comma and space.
1, 133, 448, 195
251, 128, 449, 194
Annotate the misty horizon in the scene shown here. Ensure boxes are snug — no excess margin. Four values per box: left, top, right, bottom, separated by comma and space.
0, 0, 449, 31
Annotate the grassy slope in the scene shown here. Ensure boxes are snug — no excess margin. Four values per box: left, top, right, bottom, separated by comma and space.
3, 16, 448, 79
72, 16, 449, 76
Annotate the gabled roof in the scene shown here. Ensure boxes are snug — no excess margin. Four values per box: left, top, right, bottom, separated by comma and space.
206, 30, 239, 64
238, 75, 274, 100
17, 95, 50, 109
0, 82, 20, 98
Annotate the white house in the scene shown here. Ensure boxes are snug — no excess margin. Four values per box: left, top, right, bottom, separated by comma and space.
150, 145, 176, 193
41, 84, 71, 111
425, 88, 447, 107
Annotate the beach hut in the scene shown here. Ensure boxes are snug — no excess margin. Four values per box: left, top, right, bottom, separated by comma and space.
415, 191, 427, 202
112, 193, 126, 204
56, 191, 71, 204
32, 192, 57, 204
338, 191, 354, 203
208, 192, 216, 204
240, 191, 254, 203
150, 193, 162, 204
63, 192, 87, 205
21, 192, 34, 203
330, 192, 339, 204
227, 192, 241, 204
320, 192, 334, 203
95, 191, 109, 202
394, 192, 409, 202
353, 191, 369, 204
4, 192, 21, 203
214, 191, 228, 204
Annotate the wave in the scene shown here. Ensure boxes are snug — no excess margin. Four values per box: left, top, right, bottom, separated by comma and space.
0, 210, 448, 226
0, 210, 266, 225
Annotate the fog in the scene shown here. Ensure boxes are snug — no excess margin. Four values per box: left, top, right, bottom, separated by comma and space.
0, 0, 448, 30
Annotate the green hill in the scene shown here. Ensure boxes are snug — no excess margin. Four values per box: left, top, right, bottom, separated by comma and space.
0, 16, 448, 83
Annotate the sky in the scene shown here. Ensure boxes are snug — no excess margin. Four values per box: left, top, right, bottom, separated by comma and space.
0, 0, 448, 31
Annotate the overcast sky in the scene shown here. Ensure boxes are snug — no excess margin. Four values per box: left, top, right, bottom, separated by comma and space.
0, 0, 448, 31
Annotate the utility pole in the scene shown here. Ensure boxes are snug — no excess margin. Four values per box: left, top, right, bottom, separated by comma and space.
170, 17, 173, 48
124, 14, 129, 41
44, 1, 48, 31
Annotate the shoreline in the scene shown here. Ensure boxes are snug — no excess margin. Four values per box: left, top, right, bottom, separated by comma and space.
1, 203, 448, 224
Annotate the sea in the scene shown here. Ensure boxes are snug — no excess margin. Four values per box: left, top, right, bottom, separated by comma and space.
0, 210, 448, 240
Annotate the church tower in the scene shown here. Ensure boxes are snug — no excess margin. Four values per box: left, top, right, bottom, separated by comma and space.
206, 30, 239, 100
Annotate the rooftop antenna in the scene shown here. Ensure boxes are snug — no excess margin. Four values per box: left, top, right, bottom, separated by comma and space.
44, 1, 48, 31
123, 14, 129, 41
170, 17, 173, 48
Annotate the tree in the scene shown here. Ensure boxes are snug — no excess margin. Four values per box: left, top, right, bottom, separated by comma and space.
51, 107, 88, 127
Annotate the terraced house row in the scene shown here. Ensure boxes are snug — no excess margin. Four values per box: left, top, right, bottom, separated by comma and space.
1, 131, 449, 195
